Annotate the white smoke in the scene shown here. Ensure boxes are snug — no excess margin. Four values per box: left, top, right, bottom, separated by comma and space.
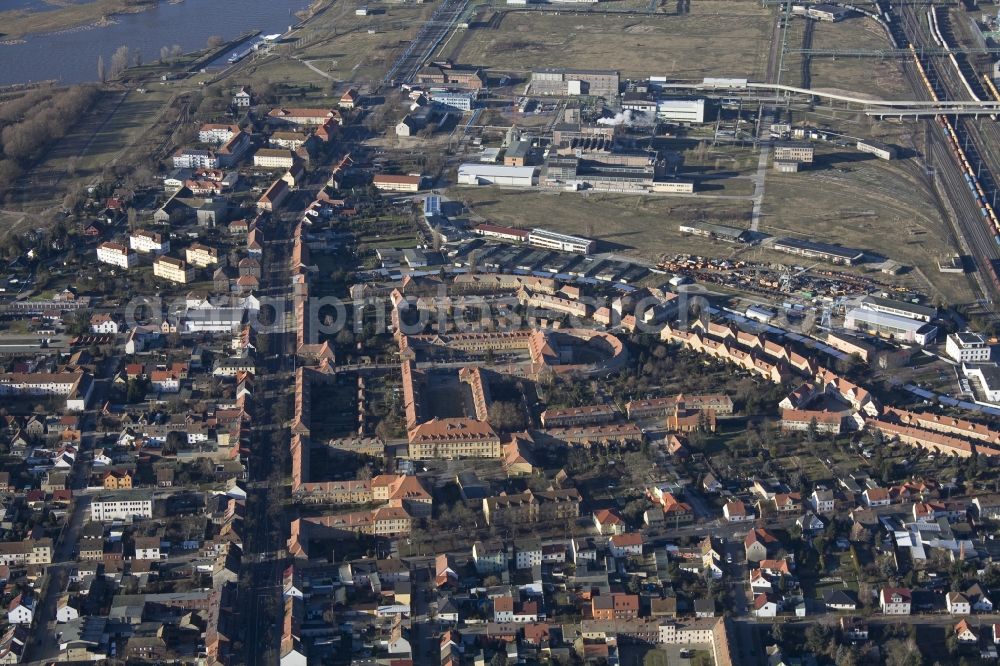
597, 110, 633, 126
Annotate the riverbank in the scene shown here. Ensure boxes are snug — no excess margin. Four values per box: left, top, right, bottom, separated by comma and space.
0, 0, 162, 40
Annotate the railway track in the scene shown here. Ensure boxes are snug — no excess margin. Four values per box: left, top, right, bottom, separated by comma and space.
382, 0, 470, 88
876, 0, 1000, 307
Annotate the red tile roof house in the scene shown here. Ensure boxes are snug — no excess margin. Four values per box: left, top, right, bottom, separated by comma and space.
608, 532, 643, 557
592, 509, 625, 535
723, 499, 754, 523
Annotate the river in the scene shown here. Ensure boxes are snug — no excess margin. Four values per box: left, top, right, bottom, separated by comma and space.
0, 0, 310, 86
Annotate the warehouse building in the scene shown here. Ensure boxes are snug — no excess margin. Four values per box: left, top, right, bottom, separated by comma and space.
856, 139, 897, 160
678, 221, 749, 243
530, 68, 620, 99
656, 99, 706, 124
373, 174, 424, 192
772, 238, 864, 265
746, 305, 776, 323
844, 308, 937, 345
528, 228, 596, 254
860, 295, 936, 322
457, 164, 538, 187
773, 141, 814, 164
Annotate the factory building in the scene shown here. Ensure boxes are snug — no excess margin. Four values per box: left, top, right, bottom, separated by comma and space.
656, 99, 706, 124
844, 308, 937, 345
504, 140, 534, 167
457, 164, 538, 187
773, 141, 815, 164
530, 68, 620, 99
772, 238, 864, 265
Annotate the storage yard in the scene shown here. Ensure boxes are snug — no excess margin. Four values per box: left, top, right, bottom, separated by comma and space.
759, 145, 975, 306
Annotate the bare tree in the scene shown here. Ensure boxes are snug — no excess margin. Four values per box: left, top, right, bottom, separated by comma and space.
206, 35, 224, 48
97, 55, 106, 83
109, 45, 131, 79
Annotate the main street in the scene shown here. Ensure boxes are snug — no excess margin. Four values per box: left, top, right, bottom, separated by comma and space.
241, 215, 296, 666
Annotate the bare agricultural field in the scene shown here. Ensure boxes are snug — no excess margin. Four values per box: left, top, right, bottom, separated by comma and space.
806, 16, 912, 99
449, 188, 754, 260
444, 9, 775, 79
760, 146, 977, 306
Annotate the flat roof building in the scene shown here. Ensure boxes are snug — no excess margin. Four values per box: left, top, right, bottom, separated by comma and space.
528, 228, 596, 254
457, 164, 538, 187
530, 68, 620, 99
844, 308, 937, 345
856, 139, 897, 160
428, 90, 476, 112
801, 4, 851, 21
773, 237, 864, 265
773, 141, 814, 164
656, 99, 706, 124
947, 331, 991, 363
963, 362, 1000, 402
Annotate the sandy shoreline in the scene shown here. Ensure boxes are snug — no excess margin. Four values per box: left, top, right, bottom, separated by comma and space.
0, 0, 165, 41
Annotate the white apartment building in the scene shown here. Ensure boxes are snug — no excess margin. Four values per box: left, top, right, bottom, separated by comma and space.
130, 230, 170, 255
153, 256, 194, 284
515, 544, 542, 570
172, 149, 220, 169
0, 539, 52, 566
0, 372, 84, 397
946, 331, 991, 363
185, 243, 220, 268
253, 148, 297, 169
90, 493, 154, 521
658, 620, 716, 645
134, 537, 161, 561
198, 123, 239, 145
96, 242, 137, 269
